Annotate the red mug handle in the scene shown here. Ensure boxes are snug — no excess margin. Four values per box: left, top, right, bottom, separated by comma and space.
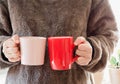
71, 45, 79, 64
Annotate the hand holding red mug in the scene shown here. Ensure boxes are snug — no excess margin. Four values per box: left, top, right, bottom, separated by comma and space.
74, 37, 93, 66
2, 35, 21, 62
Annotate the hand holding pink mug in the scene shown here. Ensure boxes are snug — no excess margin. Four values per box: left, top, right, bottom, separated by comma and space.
2, 35, 21, 62
2, 35, 46, 66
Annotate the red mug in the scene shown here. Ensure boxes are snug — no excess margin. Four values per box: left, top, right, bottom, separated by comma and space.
48, 36, 78, 70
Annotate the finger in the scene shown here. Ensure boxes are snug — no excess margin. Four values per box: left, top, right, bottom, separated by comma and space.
12, 35, 20, 44
3, 46, 20, 54
74, 37, 86, 46
76, 49, 90, 57
4, 52, 20, 59
8, 58, 16, 62
78, 44, 92, 52
76, 57, 90, 66
9, 57, 21, 62
5, 47, 19, 54
3, 39, 16, 48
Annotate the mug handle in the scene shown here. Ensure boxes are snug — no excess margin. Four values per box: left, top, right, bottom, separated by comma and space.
71, 45, 79, 64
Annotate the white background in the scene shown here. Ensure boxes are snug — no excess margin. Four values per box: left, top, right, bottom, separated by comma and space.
109, 0, 120, 57
109, 0, 120, 31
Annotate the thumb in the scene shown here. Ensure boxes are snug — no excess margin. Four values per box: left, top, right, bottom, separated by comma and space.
12, 35, 20, 44
74, 37, 86, 46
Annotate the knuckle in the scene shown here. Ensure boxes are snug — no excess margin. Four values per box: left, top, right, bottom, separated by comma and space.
86, 56, 92, 61
82, 61, 89, 65
8, 58, 15, 62
2, 48, 5, 53
81, 36, 85, 40
76, 52, 80, 56
77, 37, 80, 39
89, 46, 92, 51
76, 61, 81, 65
3, 42, 7, 47
2, 50, 4, 53
78, 45, 81, 49
76, 49, 80, 53
84, 62, 89, 65
5, 54, 11, 59
87, 58, 91, 62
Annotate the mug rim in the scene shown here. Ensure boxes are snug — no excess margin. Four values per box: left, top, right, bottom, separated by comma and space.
48, 36, 73, 39
20, 36, 46, 39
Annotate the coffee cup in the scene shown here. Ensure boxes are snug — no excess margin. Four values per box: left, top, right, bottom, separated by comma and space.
20, 36, 46, 65
48, 36, 78, 70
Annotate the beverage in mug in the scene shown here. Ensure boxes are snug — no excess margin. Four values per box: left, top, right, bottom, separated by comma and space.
20, 36, 46, 65
48, 36, 78, 70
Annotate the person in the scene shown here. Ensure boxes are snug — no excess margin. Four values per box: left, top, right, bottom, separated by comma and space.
0, 0, 119, 84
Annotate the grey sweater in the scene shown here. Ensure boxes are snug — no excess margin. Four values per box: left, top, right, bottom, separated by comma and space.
0, 0, 119, 84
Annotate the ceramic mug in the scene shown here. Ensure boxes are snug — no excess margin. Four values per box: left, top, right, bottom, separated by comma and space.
48, 36, 78, 70
20, 36, 46, 65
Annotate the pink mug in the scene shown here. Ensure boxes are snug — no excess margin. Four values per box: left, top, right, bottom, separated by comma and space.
20, 36, 46, 65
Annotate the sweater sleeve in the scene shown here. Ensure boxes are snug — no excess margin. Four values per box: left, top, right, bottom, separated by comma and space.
0, 1, 19, 69
79, 0, 119, 72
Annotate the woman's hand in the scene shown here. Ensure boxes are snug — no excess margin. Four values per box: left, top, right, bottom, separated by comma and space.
74, 37, 92, 66
2, 35, 21, 62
